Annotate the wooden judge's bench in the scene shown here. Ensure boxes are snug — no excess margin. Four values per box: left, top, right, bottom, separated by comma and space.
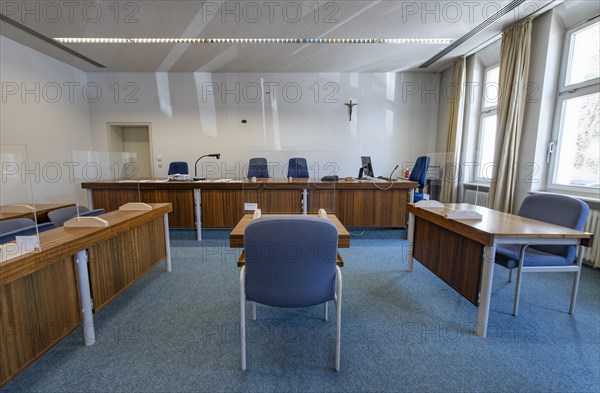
82, 178, 418, 239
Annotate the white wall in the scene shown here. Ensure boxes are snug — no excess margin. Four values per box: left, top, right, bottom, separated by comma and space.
87, 72, 440, 179
0, 36, 94, 205
1, 35, 440, 207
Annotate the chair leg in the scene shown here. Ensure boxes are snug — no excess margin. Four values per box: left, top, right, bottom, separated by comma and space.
508, 269, 513, 283
251, 301, 256, 321
240, 267, 247, 371
569, 245, 585, 315
335, 267, 342, 372
324, 302, 328, 321
513, 246, 528, 317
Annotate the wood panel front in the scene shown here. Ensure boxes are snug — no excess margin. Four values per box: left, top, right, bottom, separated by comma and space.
201, 190, 258, 228
333, 189, 409, 228
87, 216, 167, 311
413, 216, 483, 305
258, 190, 303, 214
91, 189, 194, 228
0, 257, 81, 386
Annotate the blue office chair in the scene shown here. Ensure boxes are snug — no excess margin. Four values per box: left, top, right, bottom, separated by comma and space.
0, 218, 35, 234
168, 161, 189, 175
247, 157, 269, 178
240, 216, 342, 371
0, 221, 54, 244
495, 194, 590, 316
48, 206, 105, 227
287, 157, 309, 178
409, 156, 430, 202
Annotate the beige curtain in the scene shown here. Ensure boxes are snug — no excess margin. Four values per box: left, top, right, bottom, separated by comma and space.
439, 57, 466, 203
487, 19, 532, 212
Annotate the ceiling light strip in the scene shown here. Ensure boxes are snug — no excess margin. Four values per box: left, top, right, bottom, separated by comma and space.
54, 37, 454, 45
0, 13, 106, 68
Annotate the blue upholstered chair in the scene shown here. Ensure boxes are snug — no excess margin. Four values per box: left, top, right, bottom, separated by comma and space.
409, 156, 430, 202
0, 219, 54, 244
0, 218, 35, 234
287, 157, 309, 178
240, 216, 342, 371
48, 206, 105, 227
168, 161, 189, 176
247, 157, 269, 178
495, 194, 590, 316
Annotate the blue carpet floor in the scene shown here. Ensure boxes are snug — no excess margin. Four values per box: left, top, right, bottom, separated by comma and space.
3, 229, 599, 393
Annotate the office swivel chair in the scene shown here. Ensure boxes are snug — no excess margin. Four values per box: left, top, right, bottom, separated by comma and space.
240, 216, 342, 371
247, 157, 269, 178
494, 194, 589, 316
48, 206, 106, 227
168, 161, 189, 176
0, 218, 54, 244
409, 156, 430, 202
287, 157, 309, 178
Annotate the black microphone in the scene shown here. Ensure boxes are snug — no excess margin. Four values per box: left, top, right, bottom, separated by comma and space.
194, 153, 221, 180
389, 164, 399, 180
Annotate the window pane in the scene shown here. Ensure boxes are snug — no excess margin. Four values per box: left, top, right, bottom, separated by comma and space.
555, 92, 600, 188
478, 115, 497, 180
566, 22, 600, 86
483, 67, 500, 109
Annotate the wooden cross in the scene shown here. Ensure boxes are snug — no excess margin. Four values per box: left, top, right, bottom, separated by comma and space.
344, 100, 357, 121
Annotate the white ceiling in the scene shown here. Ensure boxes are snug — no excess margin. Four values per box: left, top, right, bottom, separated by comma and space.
0, 0, 595, 73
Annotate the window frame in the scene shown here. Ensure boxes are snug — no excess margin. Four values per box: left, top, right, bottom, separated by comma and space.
475, 64, 500, 183
547, 17, 600, 197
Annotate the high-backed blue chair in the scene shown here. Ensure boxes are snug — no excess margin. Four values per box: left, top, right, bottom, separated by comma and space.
409, 156, 430, 202
240, 216, 342, 371
48, 206, 105, 227
0, 219, 54, 244
247, 157, 269, 178
287, 157, 309, 178
495, 194, 590, 316
168, 161, 189, 176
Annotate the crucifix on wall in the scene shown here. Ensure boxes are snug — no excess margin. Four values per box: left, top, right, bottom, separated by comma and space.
344, 100, 357, 121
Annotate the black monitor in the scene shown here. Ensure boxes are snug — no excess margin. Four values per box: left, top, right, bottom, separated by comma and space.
360, 156, 374, 178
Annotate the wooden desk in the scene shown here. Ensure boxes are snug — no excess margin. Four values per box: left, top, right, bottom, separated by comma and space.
0, 203, 172, 387
82, 179, 417, 239
230, 214, 350, 267
406, 203, 593, 337
0, 203, 75, 222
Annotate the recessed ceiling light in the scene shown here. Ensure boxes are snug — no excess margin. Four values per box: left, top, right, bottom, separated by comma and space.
53, 37, 454, 45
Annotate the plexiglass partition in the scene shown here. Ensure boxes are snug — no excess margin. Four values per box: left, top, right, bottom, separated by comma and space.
0, 144, 40, 260
241, 150, 338, 216
71, 150, 144, 211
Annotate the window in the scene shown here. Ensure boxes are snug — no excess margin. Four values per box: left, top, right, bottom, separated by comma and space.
548, 19, 600, 195
476, 65, 500, 182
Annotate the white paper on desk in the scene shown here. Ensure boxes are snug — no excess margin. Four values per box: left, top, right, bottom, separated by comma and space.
15, 235, 40, 252
244, 203, 258, 211
415, 200, 444, 208
446, 210, 483, 220
0, 242, 33, 262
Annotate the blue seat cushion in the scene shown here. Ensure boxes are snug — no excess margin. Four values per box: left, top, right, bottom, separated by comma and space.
413, 192, 425, 202
495, 244, 572, 270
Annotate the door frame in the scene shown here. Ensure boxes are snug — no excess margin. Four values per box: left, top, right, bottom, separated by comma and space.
106, 122, 154, 178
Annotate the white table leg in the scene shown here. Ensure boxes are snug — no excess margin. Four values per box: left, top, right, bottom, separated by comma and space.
163, 213, 172, 272
410, 189, 415, 203
194, 189, 202, 241
75, 250, 95, 346
407, 212, 415, 272
86, 189, 94, 209
477, 245, 496, 337
302, 189, 308, 214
